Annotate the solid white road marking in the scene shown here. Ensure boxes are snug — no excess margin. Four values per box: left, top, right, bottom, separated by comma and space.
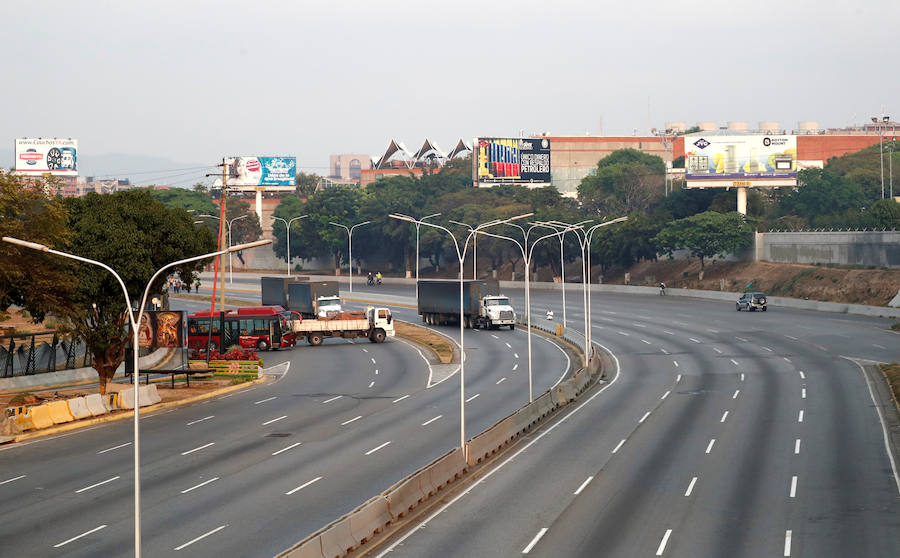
612, 439, 626, 453
790, 475, 798, 498
272, 442, 302, 456
181, 477, 219, 494
496, 377, 507, 385
75, 476, 120, 493
182, 442, 215, 455
322, 395, 342, 404
732, 389, 740, 399
421, 415, 442, 426
798, 410, 804, 423
0, 474, 26, 485
368, 381, 375, 388
174, 524, 228, 551
705, 439, 716, 454
642, 339, 652, 345
731, 359, 739, 366
522, 528, 548, 554
784, 530, 792, 556
574, 476, 594, 495
673, 360, 679, 367
656, 529, 673, 555
795, 439, 801, 454
365, 441, 392, 455
285, 476, 323, 495
801, 388, 806, 399
465, 394, 480, 403
639, 411, 651, 423
254, 397, 276, 405
684, 477, 697, 497
53, 525, 107, 548
262, 415, 287, 426
341, 415, 363, 426
392, 395, 410, 404
661, 390, 671, 400
798, 371, 805, 380
97, 442, 131, 454
187, 416, 214, 426
720, 411, 729, 423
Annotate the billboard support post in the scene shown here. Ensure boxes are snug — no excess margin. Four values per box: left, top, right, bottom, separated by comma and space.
737, 187, 747, 215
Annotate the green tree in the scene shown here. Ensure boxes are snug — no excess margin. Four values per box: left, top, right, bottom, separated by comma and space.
779, 169, 866, 219
62, 190, 217, 393
295, 171, 320, 199
0, 174, 75, 322
654, 211, 754, 269
300, 187, 368, 272
271, 196, 310, 264
863, 198, 900, 229
149, 187, 216, 216
577, 149, 666, 215
590, 213, 663, 273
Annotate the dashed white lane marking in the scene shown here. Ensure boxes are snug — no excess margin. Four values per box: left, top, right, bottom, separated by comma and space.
676, 374, 682, 382
496, 377, 507, 385
735, 336, 748, 342
362, 348, 368, 353
632, 323, 647, 328
272, 442, 302, 456
341, 415, 363, 426
660, 348, 670, 355
174, 524, 228, 551
181, 477, 219, 494
784, 357, 792, 363
784, 530, 792, 556
785, 335, 798, 341
798, 371, 805, 380
798, 410, 804, 423
689, 337, 700, 343
368, 381, 375, 388
97, 442, 131, 454
375, 369, 379, 375
513, 363, 519, 371
505, 342, 512, 348
618, 331, 630, 336
873, 343, 886, 349
732, 389, 740, 399
574, 476, 594, 495
642, 339, 653, 345
673, 360, 679, 367
514, 353, 519, 359
182, 442, 215, 455
713, 347, 722, 354
720, 411, 729, 423
663, 330, 674, 335
790, 476, 798, 498
254, 396, 276, 405
730, 359, 739, 366
392, 395, 410, 403
371, 358, 376, 364
684, 477, 698, 497
491, 334, 499, 339
465, 393, 480, 403
54, 525, 107, 548
322, 395, 342, 404
75, 476, 120, 493
187, 416, 214, 426
612, 439, 626, 453
262, 415, 287, 426
365, 441, 392, 455
795, 439, 801, 454
0, 474, 26, 485
661, 390, 671, 400
705, 439, 716, 454
656, 529, 673, 555
763, 347, 773, 352
285, 476, 323, 495
639, 411, 651, 423
801, 388, 806, 399
706, 329, 719, 334
522, 528, 548, 554
740, 373, 745, 382
421, 415, 442, 426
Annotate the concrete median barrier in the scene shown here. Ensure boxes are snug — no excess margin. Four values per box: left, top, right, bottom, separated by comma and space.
467, 415, 515, 466
84, 394, 108, 417
318, 517, 357, 558
66, 397, 91, 420
554, 378, 577, 406
119, 387, 157, 409
428, 447, 466, 492
533, 391, 555, 418
46, 400, 74, 424
384, 473, 427, 520
349, 496, 391, 545
281, 535, 325, 558
105, 392, 119, 410
29, 404, 55, 429
140, 384, 162, 405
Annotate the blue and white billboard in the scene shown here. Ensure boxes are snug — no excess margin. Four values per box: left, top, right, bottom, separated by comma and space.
14, 138, 78, 176
226, 156, 296, 186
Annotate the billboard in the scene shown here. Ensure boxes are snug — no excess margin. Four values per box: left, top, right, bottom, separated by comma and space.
137, 311, 185, 349
685, 135, 796, 181
475, 137, 550, 184
14, 138, 78, 176
225, 156, 296, 186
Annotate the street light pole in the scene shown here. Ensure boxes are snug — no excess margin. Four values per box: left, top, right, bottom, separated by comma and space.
395, 212, 441, 299
532, 220, 593, 330
330, 220, 371, 293
1, 236, 271, 558
271, 215, 308, 276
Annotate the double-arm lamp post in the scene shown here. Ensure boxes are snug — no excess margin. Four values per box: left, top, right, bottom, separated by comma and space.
330, 220, 371, 293
2, 236, 272, 558
197, 213, 248, 283
271, 214, 308, 277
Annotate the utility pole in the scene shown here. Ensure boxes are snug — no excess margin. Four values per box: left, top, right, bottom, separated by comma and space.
220, 159, 227, 311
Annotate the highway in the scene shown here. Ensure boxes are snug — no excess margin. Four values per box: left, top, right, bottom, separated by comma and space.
0, 282, 569, 557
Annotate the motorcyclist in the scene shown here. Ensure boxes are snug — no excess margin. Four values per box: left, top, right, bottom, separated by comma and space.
375, 271, 383, 285
367, 272, 374, 286
659, 282, 666, 296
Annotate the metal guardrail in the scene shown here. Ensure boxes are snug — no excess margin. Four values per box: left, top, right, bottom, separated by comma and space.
0, 331, 93, 379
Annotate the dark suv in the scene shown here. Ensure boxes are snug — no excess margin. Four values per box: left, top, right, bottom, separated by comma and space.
736, 292, 768, 312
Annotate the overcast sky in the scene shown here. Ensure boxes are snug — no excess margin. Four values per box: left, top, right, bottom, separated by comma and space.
3, 1, 898, 183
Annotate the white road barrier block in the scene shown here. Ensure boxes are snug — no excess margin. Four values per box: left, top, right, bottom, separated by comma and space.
84, 394, 108, 417
140, 384, 162, 405
66, 397, 91, 420
118, 388, 136, 409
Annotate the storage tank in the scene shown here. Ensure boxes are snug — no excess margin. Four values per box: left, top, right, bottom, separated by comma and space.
665, 122, 686, 133
697, 121, 717, 132
728, 121, 750, 132
798, 121, 819, 134
759, 121, 780, 134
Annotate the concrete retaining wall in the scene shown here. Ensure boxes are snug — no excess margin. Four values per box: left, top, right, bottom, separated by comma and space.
756, 230, 900, 268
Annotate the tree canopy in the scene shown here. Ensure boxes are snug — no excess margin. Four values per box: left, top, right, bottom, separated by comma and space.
654, 211, 754, 269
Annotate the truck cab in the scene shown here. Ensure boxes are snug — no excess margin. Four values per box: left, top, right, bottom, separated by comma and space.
480, 295, 516, 329
366, 307, 395, 341
316, 295, 342, 318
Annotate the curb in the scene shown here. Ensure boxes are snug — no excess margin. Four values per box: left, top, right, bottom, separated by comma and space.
11, 376, 265, 443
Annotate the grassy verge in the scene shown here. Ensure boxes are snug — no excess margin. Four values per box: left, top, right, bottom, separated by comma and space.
394, 321, 453, 364
891, 322, 900, 331
879, 363, 900, 410
169, 293, 258, 306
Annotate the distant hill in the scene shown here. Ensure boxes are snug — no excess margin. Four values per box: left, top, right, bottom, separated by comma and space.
0, 149, 211, 187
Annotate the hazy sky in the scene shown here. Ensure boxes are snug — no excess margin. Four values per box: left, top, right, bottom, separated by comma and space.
3, 1, 898, 183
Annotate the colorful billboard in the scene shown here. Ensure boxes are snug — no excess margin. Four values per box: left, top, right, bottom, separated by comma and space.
137, 311, 185, 349
14, 138, 78, 176
475, 137, 551, 184
225, 156, 296, 186
685, 135, 796, 180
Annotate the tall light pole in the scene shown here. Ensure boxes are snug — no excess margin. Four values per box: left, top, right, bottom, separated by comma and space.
330, 220, 371, 292
394, 212, 440, 298
271, 214, 308, 276
448, 219, 478, 280
2, 236, 271, 558
198, 214, 249, 283
390, 213, 532, 451
873, 116, 890, 198
531, 220, 593, 330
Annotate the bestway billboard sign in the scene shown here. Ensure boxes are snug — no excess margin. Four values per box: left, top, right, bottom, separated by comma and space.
15, 138, 78, 176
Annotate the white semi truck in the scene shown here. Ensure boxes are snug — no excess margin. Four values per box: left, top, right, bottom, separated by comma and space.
289, 307, 395, 345
418, 279, 517, 329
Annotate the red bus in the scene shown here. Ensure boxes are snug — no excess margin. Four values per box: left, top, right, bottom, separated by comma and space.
187, 306, 296, 351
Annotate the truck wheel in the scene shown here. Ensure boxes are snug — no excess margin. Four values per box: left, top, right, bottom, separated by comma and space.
257, 340, 269, 351
308, 333, 323, 346
371, 329, 386, 343
509, 324, 515, 330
